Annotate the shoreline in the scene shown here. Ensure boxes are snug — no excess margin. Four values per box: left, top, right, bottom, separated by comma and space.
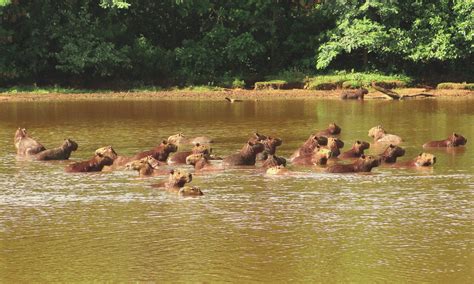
0, 88, 472, 102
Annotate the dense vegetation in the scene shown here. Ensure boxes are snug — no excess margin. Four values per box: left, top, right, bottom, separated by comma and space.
1, 0, 473, 89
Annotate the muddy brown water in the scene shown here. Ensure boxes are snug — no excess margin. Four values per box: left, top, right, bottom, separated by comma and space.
0, 99, 473, 282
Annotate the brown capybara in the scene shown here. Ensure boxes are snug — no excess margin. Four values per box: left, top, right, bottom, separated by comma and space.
368, 125, 403, 145
339, 140, 369, 159
423, 133, 467, 148
266, 165, 290, 175
35, 139, 78, 161
131, 140, 178, 162
322, 137, 344, 158
223, 140, 265, 166
379, 144, 405, 163
167, 133, 214, 146
398, 153, 436, 167
258, 136, 283, 161
316, 123, 342, 137
65, 146, 118, 173
14, 128, 46, 156
248, 132, 268, 143
262, 154, 287, 169
290, 134, 328, 161
292, 147, 331, 166
152, 169, 203, 196
186, 153, 212, 171
311, 148, 332, 166
326, 155, 381, 173
168, 143, 211, 165
340, 88, 368, 100
126, 155, 165, 177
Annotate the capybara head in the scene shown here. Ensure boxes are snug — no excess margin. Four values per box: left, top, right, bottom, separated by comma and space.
95, 146, 118, 161
327, 123, 341, 135
327, 137, 344, 149
62, 139, 78, 151
266, 165, 289, 175
308, 134, 328, 146
263, 137, 283, 154
246, 141, 265, 154
313, 147, 332, 165
167, 133, 186, 145
161, 140, 178, 153
168, 169, 193, 188
178, 186, 204, 196
186, 153, 207, 166
360, 88, 369, 95
356, 155, 381, 171
381, 144, 405, 163
14, 127, 27, 140
127, 155, 161, 171
191, 143, 211, 157
249, 132, 267, 143
353, 140, 370, 152
415, 153, 436, 167
450, 133, 467, 146
368, 125, 386, 139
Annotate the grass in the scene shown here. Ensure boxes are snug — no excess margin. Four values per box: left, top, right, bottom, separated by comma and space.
305, 72, 413, 90
0, 85, 224, 94
437, 82, 474, 90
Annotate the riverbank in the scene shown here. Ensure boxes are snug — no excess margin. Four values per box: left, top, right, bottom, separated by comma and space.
0, 88, 472, 102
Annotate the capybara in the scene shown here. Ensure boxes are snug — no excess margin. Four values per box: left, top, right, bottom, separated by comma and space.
65, 146, 118, 173
290, 134, 328, 161
35, 139, 78, 161
153, 169, 203, 196
168, 143, 211, 165
130, 140, 178, 162
258, 136, 283, 161
316, 123, 342, 137
340, 88, 368, 100
266, 165, 290, 175
262, 154, 287, 169
311, 148, 332, 166
423, 133, 467, 148
368, 125, 403, 145
326, 155, 381, 173
379, 144, 405, 163
126, 155, 164, 177
398, 153, 436, 167
14, 128, 46, 156
322, 137, 345, 158
339, 140, 370, 159
186, 153, 221, 172
223, 140, 265, 166
168, 133, 214, 146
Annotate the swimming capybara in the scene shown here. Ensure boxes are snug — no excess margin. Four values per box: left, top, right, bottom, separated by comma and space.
316, 123, 342, 137
167, 133, 214, 146
223, 140, 265, 166
168, 143, 211, 165
322, 137, 344, 158
326, 155, 381, 173
368, 125, 403, 145
126, 155, 164, 177
35, 139, 78, 161
398, 153, 436, 167
65, 146, 118, 173
258, 136, 283, 161
311, 148, 332, 166
339, 140, 370, 159
130, 140, 178, 162
379, 144, 405, 163
153, 169, 203, 196
340, 88, 368, 100
290, 134, 328, 161
262, 154, 287, 169
423, 133, 467, 148
14, 128, 46, 156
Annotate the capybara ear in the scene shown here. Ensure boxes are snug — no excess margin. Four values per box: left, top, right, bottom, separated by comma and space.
389, 144, 395, 148
453, 133, 458, 137
356, 140, 361, 144
360, 154, 366, 159
419, 152, 423, 156
162, 140, 168, 144
195, 143, 200, 147
248, 141, 253, 145
169, 169, 174, 175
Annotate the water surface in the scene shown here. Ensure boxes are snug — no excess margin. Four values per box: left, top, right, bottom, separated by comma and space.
0, 99, 473, 282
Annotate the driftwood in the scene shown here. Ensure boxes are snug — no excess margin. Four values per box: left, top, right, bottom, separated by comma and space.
371, 82, 435, 100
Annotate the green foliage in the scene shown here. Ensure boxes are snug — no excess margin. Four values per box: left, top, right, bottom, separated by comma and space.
232, 78, 245, 89
306, 72, 412, 90
437, 82, 474, 90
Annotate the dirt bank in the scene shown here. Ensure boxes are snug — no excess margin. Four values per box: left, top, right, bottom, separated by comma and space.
0, 88, 472, 102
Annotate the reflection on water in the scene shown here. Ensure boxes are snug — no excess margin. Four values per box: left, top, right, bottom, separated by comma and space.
0, 99, 473, 282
